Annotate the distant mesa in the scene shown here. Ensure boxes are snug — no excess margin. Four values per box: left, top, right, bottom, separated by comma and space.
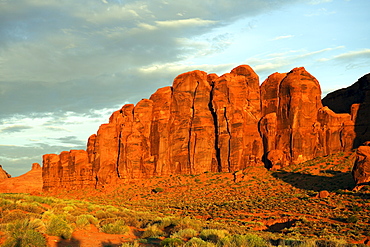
0, 163, 42, 193
3, 65, 363, 192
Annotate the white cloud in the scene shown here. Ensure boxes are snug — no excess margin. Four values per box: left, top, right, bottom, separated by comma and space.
309, 0, 333, 5
305, 7, 336, 17
271, 35, 294, 41
156, 18, 216, 28
318, 49, 370, 62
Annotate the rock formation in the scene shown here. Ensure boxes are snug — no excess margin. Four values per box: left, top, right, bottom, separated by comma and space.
353, 142, 370, 191
0, 165, 11, 180
322, 73, 370, 148
41, 65, 369, 190
0, 163, 42, 193
260, 68, 356, 169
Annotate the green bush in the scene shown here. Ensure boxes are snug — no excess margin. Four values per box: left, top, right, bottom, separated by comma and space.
141, 224, 164, 238
199, 229, 229, 243
346, 215, 359, 223
76, 214, 99, 229
96, 210, 116, 219
16, 201, 45, 214
100, 219, 129, 234
217, 234, 267, 247
2, 209, 29, 223
2, 219, 46, 247
186, 237, 215, 247
160, 238, 184, 247
171, 228, 198, 239
45, 215, 73, 239
0, 198, 15, 210
121, 241, 140, 247
174, 217, 203, 232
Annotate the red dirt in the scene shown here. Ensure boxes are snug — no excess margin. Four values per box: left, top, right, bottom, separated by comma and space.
46, 225, 138, 247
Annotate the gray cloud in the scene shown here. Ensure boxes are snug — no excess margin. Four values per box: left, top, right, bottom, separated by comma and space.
1, 125, 32, 133
0, 0, 303, 120
50, 136, 86, 147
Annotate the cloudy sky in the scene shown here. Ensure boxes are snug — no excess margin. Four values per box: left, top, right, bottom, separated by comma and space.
1, 0, 369, 176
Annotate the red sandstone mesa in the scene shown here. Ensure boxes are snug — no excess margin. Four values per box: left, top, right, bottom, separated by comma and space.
41, 65, 370, 191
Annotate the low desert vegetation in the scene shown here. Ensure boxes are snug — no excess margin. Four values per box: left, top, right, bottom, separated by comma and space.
0, 151, 369, 246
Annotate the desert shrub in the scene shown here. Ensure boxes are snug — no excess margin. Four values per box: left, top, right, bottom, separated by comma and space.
2, 209, 29, 223
294, 240, 317, 247
121, 241, 140, 247
106, 205, 120, 213
28, 195, 56, 205
62, 205, 75, 212
199, 229, 229, 243
315, 239, 348, 247
87, 204, 102, 212
174, 217, 203, 232
100, 219, 129, 234
133, 211, 157, 228
120, 214, 141, 228
45, 215, 73, 239
346, 215, 358, 223
76, 214, 99, 229
2, 219, 46, 247
152, 187, 164, 193
0, 198, 15, 210
96, 209, 116, 219
141, 224, 165, 238
217, 234, 267, 247
16, 201, 45, 214
160, 238, 184, 247
171, 228, 198, 239
186, 237, 215, 247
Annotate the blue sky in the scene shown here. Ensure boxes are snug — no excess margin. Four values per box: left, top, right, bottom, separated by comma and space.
0, 0, 369, 176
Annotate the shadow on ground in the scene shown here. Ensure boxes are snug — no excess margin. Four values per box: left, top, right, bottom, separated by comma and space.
56, 237, 81, 247
271, 170, 355, 192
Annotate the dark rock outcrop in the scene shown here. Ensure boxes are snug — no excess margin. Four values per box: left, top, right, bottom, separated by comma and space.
0, 165, 11, 180
353, 142, 370, 191
41, 65, 369, 190
323, 73, 370, 148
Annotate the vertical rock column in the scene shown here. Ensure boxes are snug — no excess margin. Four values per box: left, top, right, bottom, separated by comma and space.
212, 65, 262, 172
150, 87, 172, 176
168, 70, 217, 174
276, 67, 323, 164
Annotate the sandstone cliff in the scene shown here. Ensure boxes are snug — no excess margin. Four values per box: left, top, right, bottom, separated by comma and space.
42, 66, 368, 190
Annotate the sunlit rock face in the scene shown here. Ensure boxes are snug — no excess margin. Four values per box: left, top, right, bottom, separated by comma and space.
0, 163, 42, 193
260, 68, 356, 170
42, 65, 368, 190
